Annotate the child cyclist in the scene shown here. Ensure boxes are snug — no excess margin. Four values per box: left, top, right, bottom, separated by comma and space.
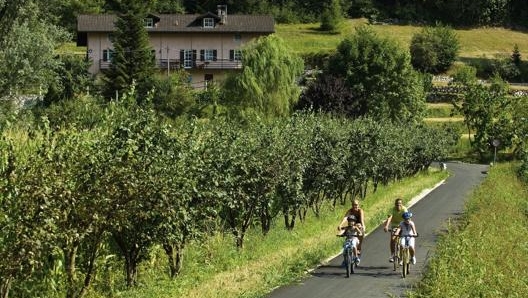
398, 211, 418, 265
337, 215, 363, 265
383, 198, 408, 262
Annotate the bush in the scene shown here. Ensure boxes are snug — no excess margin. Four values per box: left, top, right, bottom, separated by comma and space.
410, 24, 460, 74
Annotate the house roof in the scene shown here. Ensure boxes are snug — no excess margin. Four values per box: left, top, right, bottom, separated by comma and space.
77, 13, 275, 34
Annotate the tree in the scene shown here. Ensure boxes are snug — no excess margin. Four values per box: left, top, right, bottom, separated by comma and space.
452, 71, 513, 161
152, 70, 196, 118
410, 24, 460, 74
296, 74, 357, 117
0, 1, 70, 96
326, 26, 426, 124
42, 54, 93, 106
0, 0, 30, 44
320, 0, 344, 32
102, 2, 157, 103
222, 34, 304, 118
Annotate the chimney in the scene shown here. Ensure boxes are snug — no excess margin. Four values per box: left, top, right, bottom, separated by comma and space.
217, 4, 227, 24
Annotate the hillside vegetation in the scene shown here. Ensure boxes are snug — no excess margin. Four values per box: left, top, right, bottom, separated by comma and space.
275, 19, 528, 60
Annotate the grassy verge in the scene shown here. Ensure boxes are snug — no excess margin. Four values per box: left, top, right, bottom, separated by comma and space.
106, 168, 447, 298
409, 162, 528, 297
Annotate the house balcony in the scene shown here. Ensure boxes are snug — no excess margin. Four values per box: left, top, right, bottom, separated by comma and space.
99, 59, 242, 71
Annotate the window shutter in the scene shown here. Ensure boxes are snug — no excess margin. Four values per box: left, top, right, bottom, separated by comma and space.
213, 50, 217, 61
229, 49, 234, 61
200, 50, 204, 61
180, 50, 184, 63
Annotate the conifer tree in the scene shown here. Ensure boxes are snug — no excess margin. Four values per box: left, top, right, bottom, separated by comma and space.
102, 1, 156, 103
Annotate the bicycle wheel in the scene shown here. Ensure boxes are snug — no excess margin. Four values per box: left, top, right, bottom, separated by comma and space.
351, 251, 356, 274
402, 248, 409, 278
393, 242, 399, 271
345, 249, 351, 278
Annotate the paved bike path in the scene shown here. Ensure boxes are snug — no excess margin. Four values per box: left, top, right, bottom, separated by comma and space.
266, 162, 489, 298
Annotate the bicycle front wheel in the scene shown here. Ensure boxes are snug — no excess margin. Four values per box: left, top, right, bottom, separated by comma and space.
345, 250, 351, 278
402, 248, 410, 278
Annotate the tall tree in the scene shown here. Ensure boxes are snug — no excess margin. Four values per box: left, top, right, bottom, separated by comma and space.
222, 34, 304, 118
102, 1, 157, 103
326, 26, 426, 124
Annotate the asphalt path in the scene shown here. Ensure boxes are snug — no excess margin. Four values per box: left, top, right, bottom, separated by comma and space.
266, 162, 489, 298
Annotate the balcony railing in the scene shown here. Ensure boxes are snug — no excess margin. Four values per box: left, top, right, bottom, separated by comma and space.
99, 59, 242, 70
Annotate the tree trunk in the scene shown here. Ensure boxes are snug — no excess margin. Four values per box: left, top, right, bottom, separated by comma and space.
163, 243, 183, 279
125, 255, 138, 287
0, 277, 11, 298
64, 243, 79, 298
77, 234, 102, 298
113, 234, 140, 287
260, 206, 271, 235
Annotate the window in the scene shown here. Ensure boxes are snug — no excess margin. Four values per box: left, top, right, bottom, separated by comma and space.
230, 49, 242, 61
234, 34, 241, 42
180, 49, 196, 68
200, 49, 217, 61
203, 18, 214, 28
102, 49, 114, 62
144, 18, 154, 28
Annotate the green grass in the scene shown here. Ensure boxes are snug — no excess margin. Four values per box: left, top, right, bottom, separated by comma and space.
409, 162, 528, 298
102, 169, 448, 298
425, 103, 459, 118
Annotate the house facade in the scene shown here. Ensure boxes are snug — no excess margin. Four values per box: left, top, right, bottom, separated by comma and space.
77, 6, 275, 89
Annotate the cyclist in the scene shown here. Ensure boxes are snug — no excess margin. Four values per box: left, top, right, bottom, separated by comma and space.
337, 215, 362, 265
383, 198, 408, 262
398, 211, 418, 265
339, 199, 366, 254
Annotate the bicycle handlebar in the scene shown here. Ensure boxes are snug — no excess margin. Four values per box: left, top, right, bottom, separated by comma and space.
398, 234, 419, 237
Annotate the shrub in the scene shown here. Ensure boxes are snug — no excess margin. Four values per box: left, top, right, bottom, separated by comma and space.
410, 24, 460, 74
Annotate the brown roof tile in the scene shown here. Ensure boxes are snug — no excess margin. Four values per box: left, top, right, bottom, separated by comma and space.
77, 14, 275, 33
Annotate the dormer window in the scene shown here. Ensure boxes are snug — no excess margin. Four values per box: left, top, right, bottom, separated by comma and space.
144, 18, 154, 28
203, 18, 214, 28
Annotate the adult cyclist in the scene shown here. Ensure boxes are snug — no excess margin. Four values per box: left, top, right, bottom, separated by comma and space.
338, 199, 365, 254
383, 198, 407, 262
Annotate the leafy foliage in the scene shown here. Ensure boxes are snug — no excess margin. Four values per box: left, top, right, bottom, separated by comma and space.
296, 74, 357, 116
325, 26, 426, 123
222, 34, 304, 118
0, 3, 70, 96
452, 71, 514, 161
410, 24, 460, 74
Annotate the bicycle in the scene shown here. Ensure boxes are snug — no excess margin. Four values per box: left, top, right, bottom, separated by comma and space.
391, 228, 401, 272
399, 234, 419, 278
338, 232, 360, 277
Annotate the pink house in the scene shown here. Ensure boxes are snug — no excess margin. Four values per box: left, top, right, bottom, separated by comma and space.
77, 6, 274, 89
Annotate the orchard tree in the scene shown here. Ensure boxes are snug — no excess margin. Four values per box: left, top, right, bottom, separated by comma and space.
222, 34, 304, 118
326, 26, 426, 124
